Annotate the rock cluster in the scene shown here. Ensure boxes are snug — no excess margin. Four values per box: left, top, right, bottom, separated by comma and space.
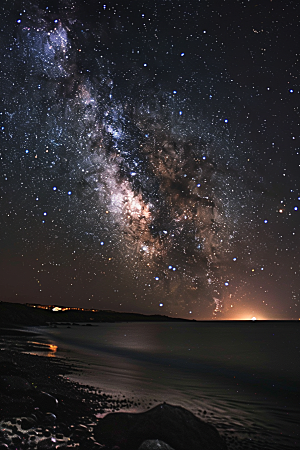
0, 372, 101, 449
0, 353, 102, 449
0, 415, 100, 449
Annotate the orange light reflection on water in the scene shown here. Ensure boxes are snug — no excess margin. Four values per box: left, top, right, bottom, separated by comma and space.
27, 341, 58, 357
48, 344, 58, 357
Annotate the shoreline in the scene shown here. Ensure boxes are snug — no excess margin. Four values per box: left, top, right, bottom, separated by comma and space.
0, 344, 140, 419
0, 346, 151, 450
0, 346, 230, 450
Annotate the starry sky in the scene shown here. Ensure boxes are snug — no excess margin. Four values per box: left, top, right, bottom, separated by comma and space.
0, 0, 299, 320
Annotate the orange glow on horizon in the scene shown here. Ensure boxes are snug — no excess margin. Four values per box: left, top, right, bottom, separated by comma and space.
227, 314, 271, 321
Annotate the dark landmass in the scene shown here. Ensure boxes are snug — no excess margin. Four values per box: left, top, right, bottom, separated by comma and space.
0, 301, 189, 327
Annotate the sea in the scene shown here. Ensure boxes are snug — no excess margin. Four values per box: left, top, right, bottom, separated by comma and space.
2, 321, 299, 450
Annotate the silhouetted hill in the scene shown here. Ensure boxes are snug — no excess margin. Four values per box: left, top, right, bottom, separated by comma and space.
0, 301, 189, 327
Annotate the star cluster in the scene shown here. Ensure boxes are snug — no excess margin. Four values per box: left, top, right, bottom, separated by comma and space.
0, 1, 299, 319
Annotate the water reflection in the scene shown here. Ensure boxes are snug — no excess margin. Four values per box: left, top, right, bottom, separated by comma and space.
26, 341, 58, 357
0, 333, 58, 357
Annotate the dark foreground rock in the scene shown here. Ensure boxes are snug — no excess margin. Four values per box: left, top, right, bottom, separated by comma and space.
94, 402, 228, 450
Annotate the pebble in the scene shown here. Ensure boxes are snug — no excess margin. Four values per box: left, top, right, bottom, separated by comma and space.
44, 413, 56, 424
11, 435, 22, 446
34, 392, 58, 413
28, 430, 37, 436
75, 424, 88, 432
37, 437, 57, 449
21, 417, 36, 430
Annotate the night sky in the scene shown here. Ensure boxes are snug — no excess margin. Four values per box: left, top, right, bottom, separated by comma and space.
0, 0, 299, 320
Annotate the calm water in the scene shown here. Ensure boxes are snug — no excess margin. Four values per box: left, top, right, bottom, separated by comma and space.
6, 321, 300, 449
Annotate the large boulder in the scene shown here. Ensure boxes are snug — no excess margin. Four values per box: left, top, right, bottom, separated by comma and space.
94, 403, 227, 450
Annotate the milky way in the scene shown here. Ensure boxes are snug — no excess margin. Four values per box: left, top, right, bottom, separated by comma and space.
1, 1, 299, 319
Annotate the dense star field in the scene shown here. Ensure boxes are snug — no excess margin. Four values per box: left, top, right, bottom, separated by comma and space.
0, 0, 299, 319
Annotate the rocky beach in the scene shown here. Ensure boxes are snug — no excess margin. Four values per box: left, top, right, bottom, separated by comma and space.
0, 331, 228, 450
